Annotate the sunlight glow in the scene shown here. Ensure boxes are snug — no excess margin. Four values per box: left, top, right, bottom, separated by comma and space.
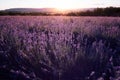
52, 0, 79, 10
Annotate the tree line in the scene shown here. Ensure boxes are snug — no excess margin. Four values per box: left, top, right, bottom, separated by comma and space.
0, 7, 120, 16
0, 11, 49, 16
67, 7, 120, 16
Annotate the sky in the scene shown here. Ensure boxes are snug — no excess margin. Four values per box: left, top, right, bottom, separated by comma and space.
0, 0, 120, 10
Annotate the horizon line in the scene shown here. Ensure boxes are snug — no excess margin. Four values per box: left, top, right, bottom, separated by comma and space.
0, 6, 120, 11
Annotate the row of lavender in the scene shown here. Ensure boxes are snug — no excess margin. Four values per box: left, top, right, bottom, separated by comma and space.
0, 16, 120, 80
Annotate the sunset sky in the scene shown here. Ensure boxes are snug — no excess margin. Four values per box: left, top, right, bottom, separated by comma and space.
0, 0, 120, 10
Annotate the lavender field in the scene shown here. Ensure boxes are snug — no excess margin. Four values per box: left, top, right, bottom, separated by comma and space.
0, 16, 120, 80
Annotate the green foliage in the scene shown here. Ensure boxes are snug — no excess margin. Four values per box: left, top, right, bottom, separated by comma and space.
67, 7, 120, 16
0, 7, 120, 16
0, 11, 48, 16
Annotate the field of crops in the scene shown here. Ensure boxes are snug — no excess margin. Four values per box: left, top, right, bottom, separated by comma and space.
0, 16, 120, 80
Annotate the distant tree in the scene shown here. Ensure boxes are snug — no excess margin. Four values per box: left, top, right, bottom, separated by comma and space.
66, 7, 120, 17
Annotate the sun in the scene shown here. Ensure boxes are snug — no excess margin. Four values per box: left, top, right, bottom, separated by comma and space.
52, 0, 78, 10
